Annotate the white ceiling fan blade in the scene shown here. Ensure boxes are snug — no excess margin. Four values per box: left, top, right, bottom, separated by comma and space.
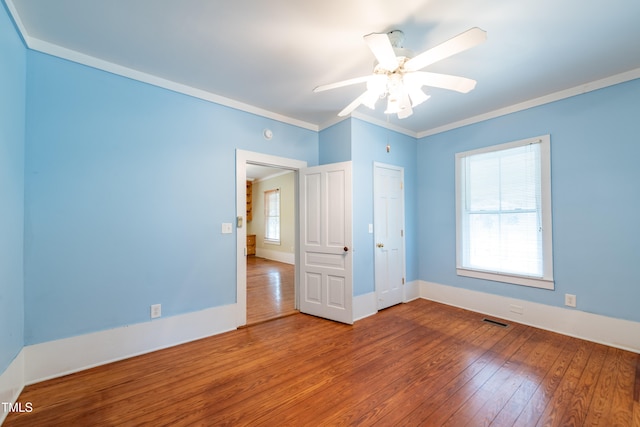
338, 91, 371, 117
404, 27, 487, 72
406, 71, 477, 93
313, 75, 371, 93
364, 32, 399, 72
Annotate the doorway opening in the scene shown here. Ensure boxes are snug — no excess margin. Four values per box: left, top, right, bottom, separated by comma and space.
245, 164, 296, 324
235, 150, 307, 327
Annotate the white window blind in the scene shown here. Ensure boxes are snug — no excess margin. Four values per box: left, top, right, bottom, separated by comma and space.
264, 189, 280, 244
455, 135, 554, 289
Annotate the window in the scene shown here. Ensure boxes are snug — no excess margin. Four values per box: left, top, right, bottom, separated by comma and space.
264, 189, 280, 244
455, 135, 554, 289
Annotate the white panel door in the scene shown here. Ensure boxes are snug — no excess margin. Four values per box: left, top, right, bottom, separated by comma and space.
299, 161, 353, 324
374, 163, 405, 310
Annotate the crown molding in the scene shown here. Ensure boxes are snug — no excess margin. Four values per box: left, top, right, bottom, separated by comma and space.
350, 111, 418, 138
318, 112, 418, 138
31, 38, 320, 131
417, 68, 640, 139
318, 114, 350, 132
7, 0, 639, 139
6, 0, 318, 132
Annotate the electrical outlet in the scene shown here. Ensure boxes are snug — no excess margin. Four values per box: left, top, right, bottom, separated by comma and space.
151, 304, 162, 319
564, 294, 576, 308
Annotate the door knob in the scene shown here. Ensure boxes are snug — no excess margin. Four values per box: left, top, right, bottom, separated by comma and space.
343, 246, 349, 252
376, 243, 384, 248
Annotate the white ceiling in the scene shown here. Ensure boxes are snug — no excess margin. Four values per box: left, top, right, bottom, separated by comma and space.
7, 0, 640, 135
246, 164, 291, 181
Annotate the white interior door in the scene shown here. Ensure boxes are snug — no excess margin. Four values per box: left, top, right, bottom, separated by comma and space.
299, 161, 353, 324
374, 163, 405, 310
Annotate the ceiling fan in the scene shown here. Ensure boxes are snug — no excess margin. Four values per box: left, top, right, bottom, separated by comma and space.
314, 27, 487, 119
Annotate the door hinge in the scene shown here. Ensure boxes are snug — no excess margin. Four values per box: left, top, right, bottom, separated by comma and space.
400, 229, 404, 237
402, 277, 405, 285
400, 181, 403, 190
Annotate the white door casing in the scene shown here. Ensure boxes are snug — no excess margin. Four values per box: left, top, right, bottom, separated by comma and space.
236, 150, 306, 327
374, 162, 406, 310
299, 161, 353, 324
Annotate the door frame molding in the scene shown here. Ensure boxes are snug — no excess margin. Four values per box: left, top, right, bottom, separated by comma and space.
373, 162, 407, 309
236, 150, 307, 327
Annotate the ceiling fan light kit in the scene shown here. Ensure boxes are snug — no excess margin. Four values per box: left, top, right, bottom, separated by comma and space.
314, 27, 487, 119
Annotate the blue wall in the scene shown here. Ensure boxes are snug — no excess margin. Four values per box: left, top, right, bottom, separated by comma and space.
4, 0, 640, 359
24, 51, 318, 344
319, 119, 351, 164
351, 119, 418, 296
0, 3, 26, 373
417, 78, 640, 322
318, 118, 418, 297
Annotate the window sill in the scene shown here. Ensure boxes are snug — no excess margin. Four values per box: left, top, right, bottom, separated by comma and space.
456, 267, 554, 290
264, 240, 281, 246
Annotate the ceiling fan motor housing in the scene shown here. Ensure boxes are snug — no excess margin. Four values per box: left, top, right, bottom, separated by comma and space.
372, 30, 414, 72
387, 30, 404, 48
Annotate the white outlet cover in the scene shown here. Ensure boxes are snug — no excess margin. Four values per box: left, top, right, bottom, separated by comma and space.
221, 223, 233, 234
151, 304, 161, 318
564, 294, 577, 307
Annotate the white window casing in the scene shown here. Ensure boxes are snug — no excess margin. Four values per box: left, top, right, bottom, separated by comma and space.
455, 135, 554, 289
264, 188, 281, 244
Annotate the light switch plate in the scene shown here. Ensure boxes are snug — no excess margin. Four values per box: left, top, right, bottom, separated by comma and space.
221, 223, 233, 234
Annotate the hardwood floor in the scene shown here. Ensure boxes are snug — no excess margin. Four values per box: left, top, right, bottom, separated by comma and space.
246, 256, 296, 325
5, 299, 640, 426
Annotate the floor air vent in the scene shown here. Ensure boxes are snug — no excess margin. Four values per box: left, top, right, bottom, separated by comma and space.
483, 318, 509, 328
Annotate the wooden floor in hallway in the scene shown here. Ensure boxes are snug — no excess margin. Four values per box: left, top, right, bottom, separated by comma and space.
246, 256, 296, 325
5, 299, 639, 426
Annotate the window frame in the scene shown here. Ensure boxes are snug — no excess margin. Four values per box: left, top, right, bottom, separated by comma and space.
263, 188, 281, 245
455, 135, 554, 289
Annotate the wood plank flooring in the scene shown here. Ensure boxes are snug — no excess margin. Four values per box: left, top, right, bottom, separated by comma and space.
5, 299, 639, 426
246, 256, 296, 325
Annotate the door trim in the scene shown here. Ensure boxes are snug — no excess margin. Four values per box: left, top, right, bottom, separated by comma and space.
236, 150, 307, 327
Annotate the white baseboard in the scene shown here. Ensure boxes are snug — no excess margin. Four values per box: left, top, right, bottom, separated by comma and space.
0, 350, 25, 425
404, 280, 421, 302
14, 279, 638, 398
24, 304, 237, 385
255, 248, 295, 265
420, 280, 640, 353
353, 280, 421, 322
353, 292, 377, 321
